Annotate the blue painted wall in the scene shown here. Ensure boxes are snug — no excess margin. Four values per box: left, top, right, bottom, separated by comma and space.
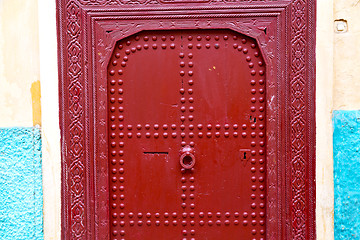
333, 110, 360, 240
0, 127, 43, 239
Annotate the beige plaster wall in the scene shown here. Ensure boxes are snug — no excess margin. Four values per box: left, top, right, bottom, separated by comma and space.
334, 1, 360, 110
0, 0, 338, 239
0, 0, 40, 127
314, 0, 360, 238
0, 0, 60, 238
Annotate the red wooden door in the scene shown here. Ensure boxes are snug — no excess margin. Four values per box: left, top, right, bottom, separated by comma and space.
58, 1, 316, 239
108, 30, 266, 239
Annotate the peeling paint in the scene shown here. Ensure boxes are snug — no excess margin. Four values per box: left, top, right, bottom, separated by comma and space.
31, 80, 42, 126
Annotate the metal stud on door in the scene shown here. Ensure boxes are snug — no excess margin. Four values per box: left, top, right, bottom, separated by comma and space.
108, 30, 266, 239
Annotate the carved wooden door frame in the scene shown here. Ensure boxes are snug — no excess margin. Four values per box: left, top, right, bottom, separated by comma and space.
57, 1, 316, 239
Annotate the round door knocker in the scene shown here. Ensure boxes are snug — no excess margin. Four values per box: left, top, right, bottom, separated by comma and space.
179, 145, 195, 169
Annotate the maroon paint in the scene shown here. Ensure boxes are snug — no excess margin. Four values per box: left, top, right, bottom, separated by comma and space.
107, 30, 266, 239
57, 1, 316, 240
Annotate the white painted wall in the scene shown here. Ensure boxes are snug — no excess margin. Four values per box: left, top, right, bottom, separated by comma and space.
316, 0, 335, 239
38, 0, 61, 239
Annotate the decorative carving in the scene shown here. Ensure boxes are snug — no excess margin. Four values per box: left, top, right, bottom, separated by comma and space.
290, 0, 310, 239
77, 0, 276, 5
160, 0, 210, 4
58, 0, 315, 239
65, 1, 86, 239
78, 0, 160, 5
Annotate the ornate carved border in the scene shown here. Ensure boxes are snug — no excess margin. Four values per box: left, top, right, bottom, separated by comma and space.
57, 1, 316, 239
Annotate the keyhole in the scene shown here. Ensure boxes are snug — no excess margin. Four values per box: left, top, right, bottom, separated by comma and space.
240, 149, 251, 166
182, 155, 193, 166
250, 116, 257, 123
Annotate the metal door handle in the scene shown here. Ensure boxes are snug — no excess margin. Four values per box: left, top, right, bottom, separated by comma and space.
180, 146, 195, 169
180, 152, 195, 169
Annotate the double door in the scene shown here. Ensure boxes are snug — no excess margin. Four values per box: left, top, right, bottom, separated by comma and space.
107, 29, 266, 239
